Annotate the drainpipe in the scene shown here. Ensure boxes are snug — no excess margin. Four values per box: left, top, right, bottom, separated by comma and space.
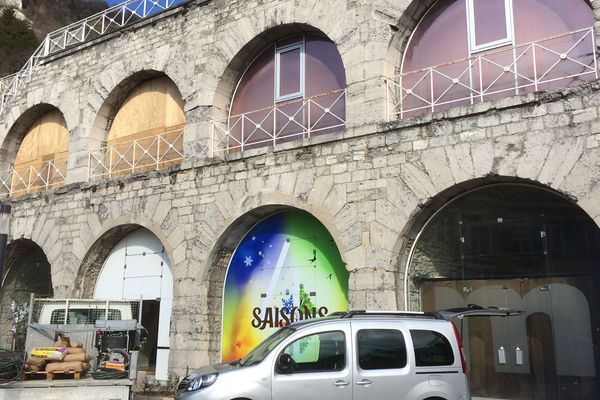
0, 204, 11, 291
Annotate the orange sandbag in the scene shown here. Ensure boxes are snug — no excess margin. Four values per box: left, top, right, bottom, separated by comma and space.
25, 364, 43, 372
25, 356, 46, 368
82, 362, 90, 371
66, 347, 85, 354
45, 361, 83, 372
64, 352, 90, 362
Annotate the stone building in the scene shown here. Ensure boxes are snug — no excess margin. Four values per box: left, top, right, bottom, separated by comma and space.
1, 0, 600, 398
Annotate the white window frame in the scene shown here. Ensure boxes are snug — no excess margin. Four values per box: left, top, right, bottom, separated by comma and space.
275, 40, 305, 102
466, 0, 514, 54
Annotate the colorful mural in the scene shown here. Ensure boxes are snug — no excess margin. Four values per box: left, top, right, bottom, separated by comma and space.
221, 210, 349, 362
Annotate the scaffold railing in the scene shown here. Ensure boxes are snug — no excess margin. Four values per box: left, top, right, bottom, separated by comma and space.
0, 0, 187, 116
386, 27, 599, 120
211, 89, 347, 155
87, 128, 184, 179
0, 157, 68, 197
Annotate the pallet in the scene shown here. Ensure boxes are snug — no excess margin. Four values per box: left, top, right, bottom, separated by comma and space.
22, 370, 82, 381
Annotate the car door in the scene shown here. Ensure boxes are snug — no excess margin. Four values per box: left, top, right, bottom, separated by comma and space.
272, 324, 353, 400
351, 321, 415, 400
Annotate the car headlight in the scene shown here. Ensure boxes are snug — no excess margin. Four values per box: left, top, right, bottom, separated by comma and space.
186, 373, 219, 392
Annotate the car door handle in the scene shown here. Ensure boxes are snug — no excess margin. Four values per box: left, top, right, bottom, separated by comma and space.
356, 379, 373, 386
333, 380, 350, 387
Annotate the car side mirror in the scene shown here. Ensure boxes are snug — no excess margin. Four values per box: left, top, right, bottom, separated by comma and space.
276, 353, 294, 373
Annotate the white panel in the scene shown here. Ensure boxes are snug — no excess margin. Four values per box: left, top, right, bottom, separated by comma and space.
94, 228, 174, 381
155, 348, 170, 381
157, 298, 172, 347
123, 277, 162, 300
94, 240, 127, 299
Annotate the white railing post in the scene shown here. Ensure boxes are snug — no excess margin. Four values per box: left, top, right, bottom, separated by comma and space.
307, 99, 311, 138
27, 167, 33, 194
429, 68, 435, 113
132, 141, 136, 174
513, 47, 519, 96
241, 117, 245, 153
592, 27, 599, 80
46, 161, 51, 190
109, 146, 113, 179
156, 135, 161, 170
43, 36, 50, 57
478, 56, 484, 103
273, 106, 277, 147
398, 75, 403, 119
532, 43, 539, 92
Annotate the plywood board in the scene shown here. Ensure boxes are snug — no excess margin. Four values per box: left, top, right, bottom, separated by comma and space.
107, 77, 185, 145
14, 110, 69, 168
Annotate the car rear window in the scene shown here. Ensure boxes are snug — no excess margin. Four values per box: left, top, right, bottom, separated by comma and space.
410, 330, 454, 366
49, 308, 122, 324
357, 329, 407, 370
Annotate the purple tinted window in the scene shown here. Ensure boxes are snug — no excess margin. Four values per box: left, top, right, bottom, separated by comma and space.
278, 46, 302, 98
473, 0, 509, 47
305, 38, 346, 96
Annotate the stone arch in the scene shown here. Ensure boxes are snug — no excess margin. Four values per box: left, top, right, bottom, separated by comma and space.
385, 0, 598, 77
395, 177, 599, 310
204, 202, 349, 363
211, 23, 349, 124
0, 103, 69, 172
0, 238, 52, 350
74, 219, 175, 299
89, 70, 186, 152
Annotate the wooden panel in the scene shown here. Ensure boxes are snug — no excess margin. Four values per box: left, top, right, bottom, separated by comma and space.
107, 77, 185, 145
14, 110, 69, 169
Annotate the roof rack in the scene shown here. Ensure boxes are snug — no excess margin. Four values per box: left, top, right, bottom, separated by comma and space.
337, 310, 440, 319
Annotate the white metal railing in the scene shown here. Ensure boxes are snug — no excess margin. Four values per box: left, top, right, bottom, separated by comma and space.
0, 0, 186, 116
387, 27, 599, 119
88, 128, 184, 179
0, 158, 68, 196
211, 89, 347, 155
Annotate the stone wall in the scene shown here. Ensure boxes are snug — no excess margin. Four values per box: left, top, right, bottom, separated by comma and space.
1, 0, 600, 375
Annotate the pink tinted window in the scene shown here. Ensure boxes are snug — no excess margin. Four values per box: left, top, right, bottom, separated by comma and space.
402, 0, 468, 72
230, 45, 275, 116
514, 0, 594, 44
472, 0, 510, 47
278, 45, 302, 98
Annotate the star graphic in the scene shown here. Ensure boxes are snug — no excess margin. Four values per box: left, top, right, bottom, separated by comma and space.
244, 256, 254, 267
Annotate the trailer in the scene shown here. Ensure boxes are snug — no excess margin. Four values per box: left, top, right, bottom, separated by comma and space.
0, 296, 145, 400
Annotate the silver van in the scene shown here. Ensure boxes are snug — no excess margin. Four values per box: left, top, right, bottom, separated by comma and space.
175, 310, 479, 400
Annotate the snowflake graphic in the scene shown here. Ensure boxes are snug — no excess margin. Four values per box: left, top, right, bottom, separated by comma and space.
244, 256, 253, 267
282, 294, 294, 312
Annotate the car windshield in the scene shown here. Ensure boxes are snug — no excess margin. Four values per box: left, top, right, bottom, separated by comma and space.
238, 327, 296, 367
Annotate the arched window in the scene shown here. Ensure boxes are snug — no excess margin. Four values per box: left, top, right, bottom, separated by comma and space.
214, 33, 346, 153
10, 110, 69, 196
406, 184, 600, 399
90, 76, 185, 179
390, 0, 595, 118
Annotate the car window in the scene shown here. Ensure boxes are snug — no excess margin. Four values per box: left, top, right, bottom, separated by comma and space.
50, 309, 65, 324
240, 327, 296, 367
278, 331, 345, 373
357, 329, 407, 370
49, 308, 122, 324
410, 330, 454, 367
